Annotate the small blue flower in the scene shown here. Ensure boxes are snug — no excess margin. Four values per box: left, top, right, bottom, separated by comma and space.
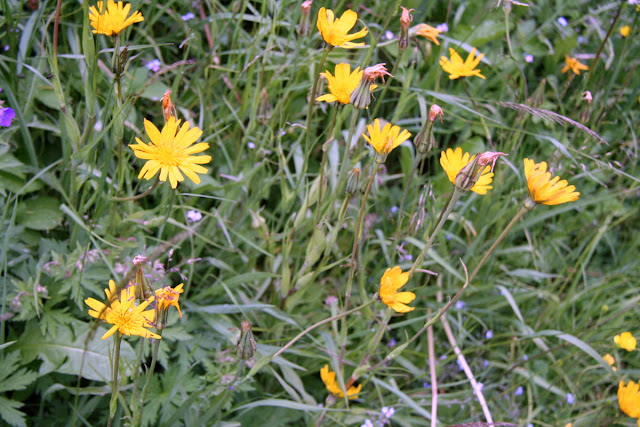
566, 392, 574, 405
186, 210, 202, 222
381, 406, 395, 419
557, 16, 568, 27
390, 205, 398, 213
524, 54, 534, 63
485, 330, 493, 339
422, 381, 430, 388
455, 300, 466, 310
248, 142, 256, 149
436, 23, 449, 33
387, 338, 397, 348
0, 107, 15, 127
361, 419, 374, 427
523, 354, 529, 361
181, 12, 195, 21
515, 386, 524, 396
385, 30, 394, 40
403, 254, 413, 261
145, 59, 161, 72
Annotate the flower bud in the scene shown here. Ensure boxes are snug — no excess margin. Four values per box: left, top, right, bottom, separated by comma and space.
429, 104, 444, 123
235, 321, 257, 360
162, 89, 177, 122
297, 0, 313, 36
414, 105, 443, 154
398, 7, 414, 50
454, 151, 507, 192
346, 168, 360, 195
350, 64, 392, 110
257, 88, 271, 124
582, 91, 592, 104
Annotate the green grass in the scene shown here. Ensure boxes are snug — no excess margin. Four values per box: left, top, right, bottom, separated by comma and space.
0, 0, 639, 426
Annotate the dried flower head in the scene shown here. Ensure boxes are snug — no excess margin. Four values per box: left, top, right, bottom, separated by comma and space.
350, 64, 391, 109
429, 104, 444, 123
582, 91, 592, 104
162, 89, 177, 121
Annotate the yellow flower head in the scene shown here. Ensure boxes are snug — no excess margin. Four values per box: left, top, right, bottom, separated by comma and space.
362, 119, 411, 157
89, 1, 144, 36
129, 117, 212, 189
439, 48, 485, 80
85, 280, 160, 340
603, 353, 616, 366
155, 283, 184, 318
615, 332, 637, 351
523, 159, 579, 206
379, 266, 415, 313
618, 380, 640, 422
440, 148, 493, 195
621, 25, 631, 37
316, 63, 363, 104
316, 7, 368, 49
320, 365, 361, 399
561, 56, 589, 75
415, 23, 441, 45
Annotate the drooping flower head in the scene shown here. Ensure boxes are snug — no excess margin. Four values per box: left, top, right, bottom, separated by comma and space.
440, 48, 485, 79
615, 332, 637, 351
523, 159, 579, 206
440, 148, 494, 195
89, 1, 144, 36
362, 119, 411, 161
155, 283, 184, 318
316, 63, 363, 104
316, 7, 368, 49
618, 380, 640, 425
415, 23, 441, 45
350, 63, 390, 109
129, 117, 211, 189
161, 89, 177, 121
85, 280, 160, 340
398, 7, 414, 49
320, 365, 362, 399
379, 266, 415, 313
561, 56, 588, 75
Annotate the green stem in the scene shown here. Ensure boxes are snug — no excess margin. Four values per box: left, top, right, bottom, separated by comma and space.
336, 107, 360, 193
107, 334, 123, 427
134, 331, 163, 427
407, 188, 462, 278
305, 48, 331, 152
345, 160, 380, 301
112, 177, 160, 201
394, 151, 422, 240
370, 47, 405, 120
468, 204, 529, 283
314, 107, 339, 226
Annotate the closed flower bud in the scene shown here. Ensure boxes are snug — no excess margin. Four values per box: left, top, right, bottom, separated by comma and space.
297, 0, 313, 36
429, 104, 444, 123
346, 168, 360, 195
455, 151, 507, 192
350, 64, 392, 109
398, 7, 414, 50
236, 321, 257, 360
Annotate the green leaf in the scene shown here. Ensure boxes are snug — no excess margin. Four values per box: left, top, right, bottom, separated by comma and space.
16, 197, 63, 231
0, 396, 26, 427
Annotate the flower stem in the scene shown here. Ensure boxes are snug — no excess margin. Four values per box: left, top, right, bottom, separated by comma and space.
305, 48, 331, 152
345, 160, 380, 301
407, 188, 462, 278
314, 106, 339, 226
133, 331, 162, 427
107, 333, 123, 427
394, 150, 422, 240
112, 177, 160, 201
336, 107, 360, 193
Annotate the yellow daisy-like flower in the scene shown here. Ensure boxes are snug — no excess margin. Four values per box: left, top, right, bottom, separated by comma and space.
560, 56, 589, 75
362, 119, 411, 156
615, 332, 637, 351
379, 266, 415, 313
523, 158, 579, 206
89, 1, 144, 36
618, 380, 640, 425
316, 7, 368, 49
85, 280, 160, 340
320, 365, 362, 399
129, 117, 212, 189
415, 23, 441, 45
620, 25, 631, 37
439, 48, 486, 80
316, 63, 363, 104
155, 283, 184, 318
440, 148, 493, 195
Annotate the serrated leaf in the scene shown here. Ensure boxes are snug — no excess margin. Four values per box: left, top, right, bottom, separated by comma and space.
0, 396, 26, 427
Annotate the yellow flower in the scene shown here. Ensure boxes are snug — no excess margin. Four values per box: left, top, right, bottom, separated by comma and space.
85, 280, 160, 340
316, 63, 363, 104
560, 56, 589, 75
362, 119, 411, 156
89, 1, 144, 36
320, 365, 361, 399
129, 117, 212, 189
440, 148, 493, 195
523, 159, 579, 205
415, 23, 441, 45
439, 48, 485, 80
379, 266, 415, 313
316, 7, 368, 49
604, 353, 615, 366
621, 25, 631, 37
618, 380, 640, 424
155, 283, 184, 318
615, 332, 637, 351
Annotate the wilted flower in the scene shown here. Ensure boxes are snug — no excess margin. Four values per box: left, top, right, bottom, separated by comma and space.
350, 63, 391, 109
155, 283, 184, 318
316, 7, 368, 49
439, 48, 485, 79
415, 23, 441, 45
85, 280, 160, 340
161, 89, 176, 121
129, 117, 211, 188
440, 148, 499, 195
320, 365, 361, 399
398, 7, 414, 49
523, 158, 579, 206
429, 104, 444, 123
297, 0, 313, 36
235, 320, 257, 360
582, 91, 592, 104
379, 266, 415, 313
89, 1, 144, 36
614, 332, 637, 351
362, 119, 411, 162
618, 380, 640, 423
561, 56, 588, 75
